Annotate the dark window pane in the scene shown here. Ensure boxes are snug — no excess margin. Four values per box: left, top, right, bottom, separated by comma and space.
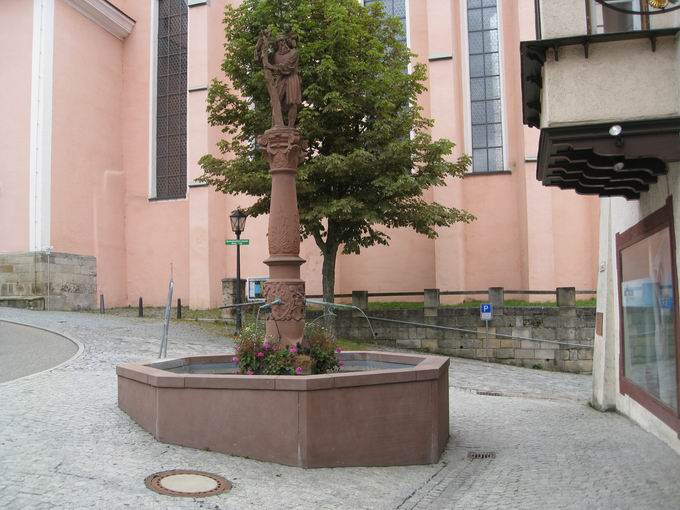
472, 125, 487, 148
482, 7, 498, 29
393, 0, 405, 17
469, 55, 484, 78
488, 147, 503, 171
158, 37, 169, 57
473, 149, 487, 171
168, 135, 182, 155
487, 123, 503, 147
486, 99, 501, 124
368, 0, 407, 73
471, 102, 486, 124
470, 78, 486, 101
468, 8, 483, 31
466, 2, 503, 173
156, 0, 187, 199
170, 0, 182, 15
484, 52, 499, 76
483, 29, 499, 53
157, 76, 168, 96
468, 32, 483, 54
157, 140, 167, 158
157, 118, 168, 137
485, 76, 500, 99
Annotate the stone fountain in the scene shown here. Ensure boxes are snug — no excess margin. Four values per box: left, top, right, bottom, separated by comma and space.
116, 32, 449, 468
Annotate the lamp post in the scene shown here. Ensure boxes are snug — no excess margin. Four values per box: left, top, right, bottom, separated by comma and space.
230, 208, 248, 332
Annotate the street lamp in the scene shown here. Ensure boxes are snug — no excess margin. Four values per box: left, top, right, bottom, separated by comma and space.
230, 208, 248, 332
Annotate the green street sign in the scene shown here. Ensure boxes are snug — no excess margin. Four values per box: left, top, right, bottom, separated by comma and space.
225, 239, 250, 246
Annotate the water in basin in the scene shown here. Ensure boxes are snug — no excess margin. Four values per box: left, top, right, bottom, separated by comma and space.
160, 360, 414, 374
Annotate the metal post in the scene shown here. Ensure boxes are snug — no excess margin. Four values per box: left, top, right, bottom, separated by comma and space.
45, 247, 51, 311
160, 278, 174, 358
99, 294, 105, 314
485, 320, 490, 362
177, 298, 182, 319
138, 297, 143, 317
235, 231, 242, 333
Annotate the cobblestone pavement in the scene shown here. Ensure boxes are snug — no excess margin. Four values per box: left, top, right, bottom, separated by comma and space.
1, 308, 679, 510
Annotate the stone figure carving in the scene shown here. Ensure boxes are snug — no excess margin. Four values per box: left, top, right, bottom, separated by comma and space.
262, 282, 306, 322
255, 31, 302, 128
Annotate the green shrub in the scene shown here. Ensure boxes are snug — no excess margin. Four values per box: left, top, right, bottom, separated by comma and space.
233, 323, 341, 375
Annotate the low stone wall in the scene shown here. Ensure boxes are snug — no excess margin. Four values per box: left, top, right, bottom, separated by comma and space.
0, 252, 97, 311
312, 306, 595, 374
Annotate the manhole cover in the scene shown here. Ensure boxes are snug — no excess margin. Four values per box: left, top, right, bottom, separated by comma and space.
145, 470, 232, 498
467, 451, 496, 460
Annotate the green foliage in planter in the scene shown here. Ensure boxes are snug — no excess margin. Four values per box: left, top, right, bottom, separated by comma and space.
305, 325, 341, 374
233, 323, 340, 375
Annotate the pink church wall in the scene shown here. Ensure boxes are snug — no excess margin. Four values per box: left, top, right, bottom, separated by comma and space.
2, 0, 597, 308
0, 0, 33, 253
50, 0, 128, 305
118, 0, 191, 307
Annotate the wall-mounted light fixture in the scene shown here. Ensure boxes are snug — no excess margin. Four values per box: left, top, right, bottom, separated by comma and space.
609, 125, 624, 147
594, 0, 680, 14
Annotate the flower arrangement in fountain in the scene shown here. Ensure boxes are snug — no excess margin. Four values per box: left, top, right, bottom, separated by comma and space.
233, 323, 343, 376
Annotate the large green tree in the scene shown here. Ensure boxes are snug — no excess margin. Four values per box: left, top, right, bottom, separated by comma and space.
199, 0, 474, 304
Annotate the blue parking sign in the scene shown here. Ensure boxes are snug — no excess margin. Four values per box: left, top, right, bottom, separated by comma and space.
480, 303, 492, 321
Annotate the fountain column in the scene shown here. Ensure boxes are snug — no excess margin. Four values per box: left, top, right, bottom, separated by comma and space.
258, 127, 306, 346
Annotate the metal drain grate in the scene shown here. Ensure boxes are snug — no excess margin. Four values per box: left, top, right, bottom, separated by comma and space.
475, 390, 504, 397
467, 451, 496, 460
145, 469, 232, 498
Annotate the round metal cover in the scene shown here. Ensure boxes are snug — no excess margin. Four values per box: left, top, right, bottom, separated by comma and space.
145, 469, 232, 498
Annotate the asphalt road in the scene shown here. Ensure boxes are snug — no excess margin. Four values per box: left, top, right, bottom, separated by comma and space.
0, 320, 78, 383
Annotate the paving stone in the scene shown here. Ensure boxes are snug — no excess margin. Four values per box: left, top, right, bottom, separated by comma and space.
0, 308, 678, 510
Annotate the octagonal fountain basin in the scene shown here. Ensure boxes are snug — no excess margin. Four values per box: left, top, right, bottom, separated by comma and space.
117, 351, 449, 468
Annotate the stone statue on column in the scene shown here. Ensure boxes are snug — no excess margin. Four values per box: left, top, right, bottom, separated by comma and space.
255, 31, 306, 346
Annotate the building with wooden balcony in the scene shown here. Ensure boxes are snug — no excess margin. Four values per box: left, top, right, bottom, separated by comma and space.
521, 0, 680, 453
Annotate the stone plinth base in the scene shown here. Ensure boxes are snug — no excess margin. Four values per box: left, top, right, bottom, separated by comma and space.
0, 251, 96, 311
221, 278, 247, 319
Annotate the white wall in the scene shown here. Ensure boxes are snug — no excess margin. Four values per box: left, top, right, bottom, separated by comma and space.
593, 162, 680, 455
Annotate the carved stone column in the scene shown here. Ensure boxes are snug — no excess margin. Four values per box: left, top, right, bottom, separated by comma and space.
258, 127, 306, 346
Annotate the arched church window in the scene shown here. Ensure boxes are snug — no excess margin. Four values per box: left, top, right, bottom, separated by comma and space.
155, 0, 188, 200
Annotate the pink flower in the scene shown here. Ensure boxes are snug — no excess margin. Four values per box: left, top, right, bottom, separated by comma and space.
335, 347, 342, 353
246, 370, 254, 375
256, 351, 265, 358
295, 367, 303, 375
232, 356, 239, 363
263, 341, 271, 350
289, 346, 297, 354
339, 361, 345, 367
235, 345, 240, 352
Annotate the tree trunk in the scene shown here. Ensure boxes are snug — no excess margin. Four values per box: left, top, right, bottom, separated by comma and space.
321, 242, 339, 305
311, 225, 340, 334
320, 240, 339, 335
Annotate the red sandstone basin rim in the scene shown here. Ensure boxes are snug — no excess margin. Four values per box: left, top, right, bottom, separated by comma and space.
116, 351, 449, 391
117, 351, 450, 467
